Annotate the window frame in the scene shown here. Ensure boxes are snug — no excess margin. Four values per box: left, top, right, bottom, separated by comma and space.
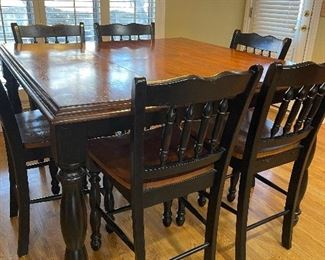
0, 0, 165, 43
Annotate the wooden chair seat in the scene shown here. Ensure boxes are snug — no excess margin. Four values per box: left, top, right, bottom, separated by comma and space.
88, 126, 213, 190
16, 110, 50, 149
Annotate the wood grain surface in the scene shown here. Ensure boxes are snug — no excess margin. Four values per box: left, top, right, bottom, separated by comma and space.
0, 38, 276, 125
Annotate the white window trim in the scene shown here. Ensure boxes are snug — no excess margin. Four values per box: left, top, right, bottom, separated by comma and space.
242, 0, 322, 61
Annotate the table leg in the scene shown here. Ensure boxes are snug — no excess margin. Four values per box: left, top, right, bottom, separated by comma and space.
53, 125, 88, 260
59, 164, 88, 260
2, 62, 22, 113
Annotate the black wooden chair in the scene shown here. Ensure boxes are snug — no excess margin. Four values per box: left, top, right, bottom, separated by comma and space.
230, 29, 292, 60
227, 62, 325, 259
0, 81, 61, 257
86, 65, 263, 259
11, 22, 85, 44
190, 62, 325, 259
94, 22, 155, 42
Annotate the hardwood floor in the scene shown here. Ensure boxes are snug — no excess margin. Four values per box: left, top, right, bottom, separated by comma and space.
0, 127, 324, 259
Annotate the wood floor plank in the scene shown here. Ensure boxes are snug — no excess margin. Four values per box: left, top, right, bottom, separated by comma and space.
0, 126, 324, 259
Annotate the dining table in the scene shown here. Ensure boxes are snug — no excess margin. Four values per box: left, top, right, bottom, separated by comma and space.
0, 37, 310, 260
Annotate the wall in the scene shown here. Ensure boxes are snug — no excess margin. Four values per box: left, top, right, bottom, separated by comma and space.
165, 0, 246, 47
312, 16, 325, 63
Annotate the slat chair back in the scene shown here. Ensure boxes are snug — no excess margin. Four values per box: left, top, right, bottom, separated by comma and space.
245, 62, 325, 166
94, 22, 154, 42
11, 22, 85, 44
132, 65, 263, 187
230, 29, 292, 60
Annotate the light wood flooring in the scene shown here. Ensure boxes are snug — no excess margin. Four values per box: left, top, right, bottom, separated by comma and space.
0, 127, 324, 260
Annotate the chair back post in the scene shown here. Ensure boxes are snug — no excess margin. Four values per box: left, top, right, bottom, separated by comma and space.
131, 77, 146, 200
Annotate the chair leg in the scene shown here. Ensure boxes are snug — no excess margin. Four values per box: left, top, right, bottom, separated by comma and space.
235, 169, 255, 260
198, 190, 207, 207
203, 173, 225, 260
89, 170, 102, 251
176, 196, 186, 226
162, 200, 172, 227
4, 134, 18, 217
227, 168, 240, 202
16, 166, 30, 257
8, 154, 18, 217
49, 158, 60, 195
132, 204, 145, 259
294, 141, 316, 224
17, 195, 30, 257
282, 157, 309, 249
103, 176, 115, 233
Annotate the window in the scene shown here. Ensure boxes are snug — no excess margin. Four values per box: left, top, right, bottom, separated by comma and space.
0, 0, 159, 43
110, 0, 155, 24
0, 0, 34, 42
44, 0, 100, 41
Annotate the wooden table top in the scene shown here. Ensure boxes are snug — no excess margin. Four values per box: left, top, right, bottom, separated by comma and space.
0, 38, 276, 125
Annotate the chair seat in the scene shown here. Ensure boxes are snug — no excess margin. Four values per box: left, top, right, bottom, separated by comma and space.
88, 126, 214, 190
16, 110, 50, 149
233, 110, 300, 159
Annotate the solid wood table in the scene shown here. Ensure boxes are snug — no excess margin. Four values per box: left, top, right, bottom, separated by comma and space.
0, 38, 277, 259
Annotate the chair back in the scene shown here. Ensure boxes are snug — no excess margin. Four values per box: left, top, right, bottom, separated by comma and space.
94, 22, 154, 42
230, 29, 292, 60
11, 22, 85, 44
0, 81, 24, 160
245, 62, 325, 163
131, 65, 263, 188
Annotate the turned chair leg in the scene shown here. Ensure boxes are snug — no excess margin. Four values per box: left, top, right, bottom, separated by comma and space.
227, 168, 240, 202
89, 170, 102, 250
162, 200, 172, 227
103, 176, 115, 233
198, 190, 207, 207
49, 158, 60, 195
176, 196, 186, 226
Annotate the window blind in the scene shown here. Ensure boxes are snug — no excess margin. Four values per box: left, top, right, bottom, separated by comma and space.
250, 0, 303, 59
0, 0, 34, 42
44, 0, 100, 41
109, 0, 155, 24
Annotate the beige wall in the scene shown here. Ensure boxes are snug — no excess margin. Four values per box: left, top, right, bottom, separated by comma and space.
312, 16, 325, 63
165, 0, 246, 47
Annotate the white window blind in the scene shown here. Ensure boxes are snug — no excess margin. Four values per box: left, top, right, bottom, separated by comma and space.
251, 0, 303, 59
0, 0, 34, 42
110, 0, 155, 24
44, 0, 100, 41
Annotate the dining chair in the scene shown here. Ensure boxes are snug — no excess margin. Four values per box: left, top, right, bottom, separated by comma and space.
94, 22, 155, 42
188, 62, 325, 259
230, 29, 292, 60
227, 62, 325, 259
0, 81, 61, 257
86, 65, 263, 259
11, 22, 85, 44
